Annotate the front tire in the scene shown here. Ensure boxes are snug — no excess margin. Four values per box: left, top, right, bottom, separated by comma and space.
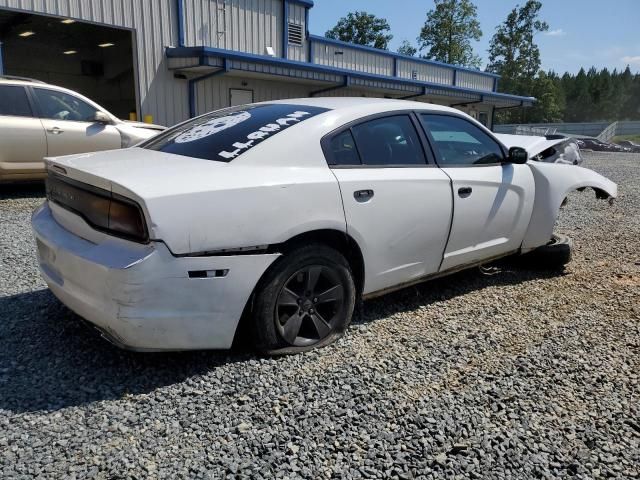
251, 244, 356, 355
521, 234, 573, 269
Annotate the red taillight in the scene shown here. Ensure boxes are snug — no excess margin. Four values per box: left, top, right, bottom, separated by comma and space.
45, 173, 149, 243
108, 198, 147, 240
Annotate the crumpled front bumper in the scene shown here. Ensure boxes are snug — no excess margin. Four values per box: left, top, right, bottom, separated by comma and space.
32, 202, 280, 351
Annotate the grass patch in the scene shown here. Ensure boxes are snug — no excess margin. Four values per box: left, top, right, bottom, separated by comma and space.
612, 134, 640, 143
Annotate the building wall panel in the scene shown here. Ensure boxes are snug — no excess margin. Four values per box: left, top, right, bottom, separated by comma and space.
194, 75, 310, 114
0, 0, 189, 126
286, 2, 307, 62
396, 59, 453, 86
312, 42, 393, 76
314, 86, 380, 98
456, 70, 494, 92
183, 0, 282, 57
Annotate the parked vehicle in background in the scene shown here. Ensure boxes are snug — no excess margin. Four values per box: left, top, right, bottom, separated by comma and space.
575, 137, 631, 153
615, 140, 640, 153
495, 133, 583, 165
0, 76, 165, 182
32, 98, 617, 354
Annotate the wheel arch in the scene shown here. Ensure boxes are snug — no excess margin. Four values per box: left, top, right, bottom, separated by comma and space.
276, 229, 365, 296
521, 163, 617, 251
232, 229, 365, 347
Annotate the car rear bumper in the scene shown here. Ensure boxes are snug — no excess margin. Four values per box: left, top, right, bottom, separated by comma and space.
32, 202, 280, 351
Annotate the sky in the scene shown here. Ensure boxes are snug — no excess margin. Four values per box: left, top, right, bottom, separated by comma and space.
308, 0, 640, 74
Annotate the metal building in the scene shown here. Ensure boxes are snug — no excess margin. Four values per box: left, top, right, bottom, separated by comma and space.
0, 0, 534, 128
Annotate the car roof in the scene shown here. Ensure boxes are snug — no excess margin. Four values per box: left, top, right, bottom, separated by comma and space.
262, 96, 460, 115
0, 76, 48, 86
0, 77, 71, 92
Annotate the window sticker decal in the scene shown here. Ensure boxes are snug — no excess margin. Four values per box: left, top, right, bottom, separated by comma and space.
144, 104, 330, 162
175, 111, 252, 144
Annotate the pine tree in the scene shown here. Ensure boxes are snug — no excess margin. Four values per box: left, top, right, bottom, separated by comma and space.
397, 40, 418, 57
487, 0, 549, 122
418, 0, 482, 68
325, 12, 393, 50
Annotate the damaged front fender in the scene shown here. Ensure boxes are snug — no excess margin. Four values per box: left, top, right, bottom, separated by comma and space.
521, 162, 618, 251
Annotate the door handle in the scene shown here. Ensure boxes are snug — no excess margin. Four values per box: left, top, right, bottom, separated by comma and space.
47, 127, 64, 135
458, 187, 472, 198
354, 189, 374, 202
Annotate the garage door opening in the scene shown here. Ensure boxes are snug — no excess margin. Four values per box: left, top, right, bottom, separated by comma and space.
0, 10, 137, 120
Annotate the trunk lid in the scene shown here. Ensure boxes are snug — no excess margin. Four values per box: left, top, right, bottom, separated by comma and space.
46, 147, 232, 199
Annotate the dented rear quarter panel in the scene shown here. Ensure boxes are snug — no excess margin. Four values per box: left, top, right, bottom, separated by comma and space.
133, 164, 346, 255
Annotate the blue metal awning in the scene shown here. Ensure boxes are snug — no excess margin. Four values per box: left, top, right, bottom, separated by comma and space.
167, 46, 535, 111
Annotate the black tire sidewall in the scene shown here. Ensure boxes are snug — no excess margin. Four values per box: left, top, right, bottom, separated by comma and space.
251, 244, 356, 355
523, 234, 572, 269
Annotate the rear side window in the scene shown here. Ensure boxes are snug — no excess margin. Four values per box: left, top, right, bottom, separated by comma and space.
352, 115, 426, 166
0, 85, 32, 117
143, 104, 329, 162
329, 130, 360, 166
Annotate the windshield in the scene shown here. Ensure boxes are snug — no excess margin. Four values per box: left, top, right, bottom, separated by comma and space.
142, 103, 329, 162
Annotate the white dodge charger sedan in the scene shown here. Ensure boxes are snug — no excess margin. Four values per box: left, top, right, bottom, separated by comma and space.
31, 98, 617, 354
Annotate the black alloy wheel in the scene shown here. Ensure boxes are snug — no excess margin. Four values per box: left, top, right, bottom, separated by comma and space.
275, 265, 346, 346
250, 244, 356, 355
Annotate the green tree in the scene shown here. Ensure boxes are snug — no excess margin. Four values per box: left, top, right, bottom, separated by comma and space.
564, 68, 591, 122
619, 66, 640, 119
621, 69, 640, 119
528, 71, 562, 122
487, 0, 549, 122
418, 0, 482, 68
397, 40, 417, 57
514, 67, 640, 124
325, 11, 393, 50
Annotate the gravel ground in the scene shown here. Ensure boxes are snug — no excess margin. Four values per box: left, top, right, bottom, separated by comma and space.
1, 152, 638, 479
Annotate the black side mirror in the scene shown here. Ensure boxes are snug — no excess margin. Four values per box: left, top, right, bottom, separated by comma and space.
508, 146, 529, 164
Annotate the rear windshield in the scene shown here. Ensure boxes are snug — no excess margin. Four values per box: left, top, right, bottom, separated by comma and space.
142, 103, 329, 162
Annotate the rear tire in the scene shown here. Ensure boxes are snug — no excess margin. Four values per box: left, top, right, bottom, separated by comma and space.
521, 234, 572, 269
251, 244, 356, 355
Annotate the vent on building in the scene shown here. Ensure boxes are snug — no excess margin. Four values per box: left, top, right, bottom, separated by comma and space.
411, 70, 418, 80
288, 23, 303, 46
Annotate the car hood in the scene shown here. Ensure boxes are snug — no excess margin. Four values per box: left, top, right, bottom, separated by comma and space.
495, 133, 566, 158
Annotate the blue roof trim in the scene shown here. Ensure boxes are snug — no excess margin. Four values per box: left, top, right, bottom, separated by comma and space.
288, 0, 313, 7
309, 35, 500, 79
166, 46, 534, 105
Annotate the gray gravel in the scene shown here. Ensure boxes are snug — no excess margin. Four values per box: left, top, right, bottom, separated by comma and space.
1, 153, 639, 479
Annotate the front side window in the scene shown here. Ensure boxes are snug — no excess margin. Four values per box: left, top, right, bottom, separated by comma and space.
351, 115, 426, 166
420, 114, 504, 166
143, 103, 329, 162
0, 85, 33, 117
33, 88, 99, 122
